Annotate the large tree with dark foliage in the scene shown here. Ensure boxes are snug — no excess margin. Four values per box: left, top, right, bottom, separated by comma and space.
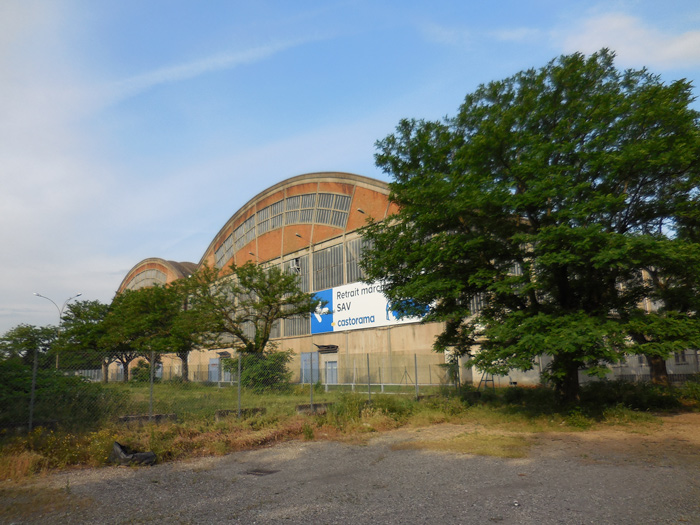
56, 300, 112, 380
0, 324, 56, 367
101, 284, 193, 382
361, 50, 700, 401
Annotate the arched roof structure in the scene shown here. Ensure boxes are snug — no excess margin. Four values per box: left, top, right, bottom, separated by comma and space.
118, 258, 198, 293
118, 172, 395, 291
200, 172, 394, 269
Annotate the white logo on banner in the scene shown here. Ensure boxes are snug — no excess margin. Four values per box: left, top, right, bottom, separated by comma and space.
311, 281, 422, 334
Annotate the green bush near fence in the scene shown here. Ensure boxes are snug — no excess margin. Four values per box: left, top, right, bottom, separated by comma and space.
223, 349, 293, 393
678, 374, 700, 402
0, 360, 125, 431
130, 360, 161, 383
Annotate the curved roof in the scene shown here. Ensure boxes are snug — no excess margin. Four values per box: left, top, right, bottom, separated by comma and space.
199, 172, 392, 269
118, 258, 198, 293
118, 172, 394, 291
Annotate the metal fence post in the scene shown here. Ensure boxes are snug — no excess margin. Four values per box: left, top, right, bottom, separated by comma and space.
414, 353, 419, 400
310, 353, 314, 410
237, 351, 242, 419
352, 359, 356, 392
149, 350, 155, 422
367, 353, 371, 403
28, 346, 39, 431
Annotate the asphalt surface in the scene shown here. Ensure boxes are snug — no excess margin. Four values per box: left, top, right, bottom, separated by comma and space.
4, 426, 699, 524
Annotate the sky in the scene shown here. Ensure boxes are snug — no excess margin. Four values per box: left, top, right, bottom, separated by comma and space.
2, 0, 700, 333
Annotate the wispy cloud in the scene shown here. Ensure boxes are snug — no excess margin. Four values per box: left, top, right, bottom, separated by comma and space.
420, 23, 472, 47
421, 22, 542, 47
104, 38, 316, 105
490, 27, 542, 43
558, 13, 700, 69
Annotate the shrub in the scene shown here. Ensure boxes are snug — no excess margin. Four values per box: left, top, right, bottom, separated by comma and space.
130, 360, 160, 383
678, 375, 700, 403
579, 380, 682, 413
455, 384, 482, 405
0, 360, 125, 431
565, 407, 593, 429
325, 393, 366, 429
372, 395, 414, 420
223, 349, 293, 393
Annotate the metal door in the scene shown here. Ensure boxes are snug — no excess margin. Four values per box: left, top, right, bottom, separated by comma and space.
300, 352, 319, 383
325, 360, 338, 385
208, 357, 219, 382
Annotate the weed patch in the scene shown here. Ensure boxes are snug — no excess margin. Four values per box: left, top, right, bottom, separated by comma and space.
1, 380, 696, 481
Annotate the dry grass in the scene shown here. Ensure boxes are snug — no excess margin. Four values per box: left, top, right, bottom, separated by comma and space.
0, 450, 48, 480
1, 388, 696, 482
0, 484, 93, 523
391, 431, 531, 458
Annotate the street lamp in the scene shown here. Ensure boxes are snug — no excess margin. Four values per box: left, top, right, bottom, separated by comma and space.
33, 292, 82, 369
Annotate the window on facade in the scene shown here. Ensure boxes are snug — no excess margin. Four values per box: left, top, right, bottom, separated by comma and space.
270, 319, 282, 339
284, 255, 309, 292
126, 269, 167, 290
234, 215, 256, 252
221, 191, 352, 269
469, 294, 485, 315
301, 194, 316, 209
285, 194, 316, 225
346, 237, 371, 284
256, 206, 271, 235
509, 262, 524, 276
314, 193, 350, 228
215, 234, 234, 269
313, 244, 344, 290
284, 314, 310, 336
674, 351, 687, 364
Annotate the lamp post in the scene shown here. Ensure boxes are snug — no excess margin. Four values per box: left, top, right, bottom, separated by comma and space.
33, 292, 82, 369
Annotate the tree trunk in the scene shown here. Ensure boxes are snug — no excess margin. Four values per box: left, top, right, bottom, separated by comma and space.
178, 351, 190, 382
101, 360, 109, 383
560, 364, 580, 404
646, 355, 669, 385
121, 360, 130, 382
553, 356, 580, 403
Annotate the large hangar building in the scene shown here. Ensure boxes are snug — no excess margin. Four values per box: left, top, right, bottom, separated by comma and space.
116, 171, 698, 385
117, 172, 455, 385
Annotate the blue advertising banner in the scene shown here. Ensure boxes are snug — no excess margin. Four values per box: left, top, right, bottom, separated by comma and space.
310, 281, 422, 334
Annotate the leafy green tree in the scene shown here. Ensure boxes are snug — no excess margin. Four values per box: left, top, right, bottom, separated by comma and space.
189, 262, 321, 354
101, 283, 202, 382
361, 50, 700, 401
55, 300, 113, 381
0, 324, 56, 368
623, 239, 700, 383
100, 291, 143, 382
167, 277, 204, 382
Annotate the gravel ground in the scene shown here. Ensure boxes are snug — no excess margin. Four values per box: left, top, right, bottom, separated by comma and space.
2, 415, 699, 524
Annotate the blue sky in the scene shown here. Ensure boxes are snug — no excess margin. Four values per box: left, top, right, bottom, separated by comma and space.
2, 0, 700, 333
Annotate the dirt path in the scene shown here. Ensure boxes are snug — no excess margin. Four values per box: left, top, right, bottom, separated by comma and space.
2, 413, 699, 524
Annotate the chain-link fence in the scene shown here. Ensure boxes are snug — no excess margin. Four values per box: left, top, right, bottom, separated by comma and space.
1, 349, 459, 435
5, 347, 698, 435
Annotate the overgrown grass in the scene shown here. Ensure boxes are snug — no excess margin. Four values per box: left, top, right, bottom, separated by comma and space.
1, 379, 697, 481
109, 381, 340, 422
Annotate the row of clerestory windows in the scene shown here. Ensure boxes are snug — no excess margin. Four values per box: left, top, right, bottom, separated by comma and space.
215, 193, 352, 268
126, 269, 167, 290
